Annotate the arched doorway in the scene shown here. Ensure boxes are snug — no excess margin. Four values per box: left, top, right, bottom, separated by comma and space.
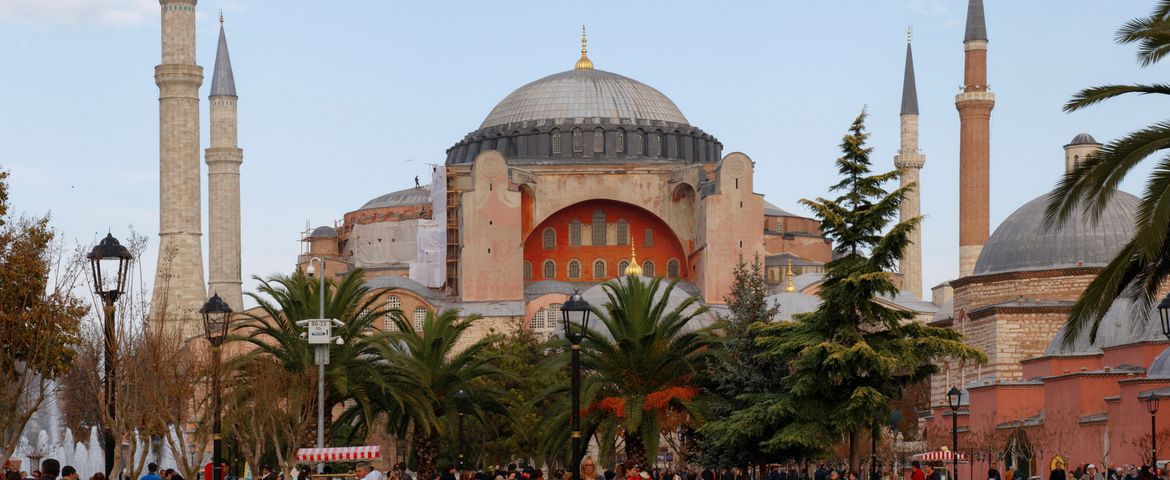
1003, 430, 1034, 479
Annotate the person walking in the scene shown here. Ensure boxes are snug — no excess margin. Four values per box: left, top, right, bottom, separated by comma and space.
1083, 465, 1105, 480
910, 463, 925, 480
60, 467, 78, 480
1050, 462, 1068, 480
581, 458, 604, 480
39, 460, 60, 480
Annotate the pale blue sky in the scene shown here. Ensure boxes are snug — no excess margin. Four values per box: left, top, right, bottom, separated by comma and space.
2, 0, 1166, 303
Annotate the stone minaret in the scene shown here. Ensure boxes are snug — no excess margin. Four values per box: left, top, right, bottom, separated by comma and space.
955, 0, 995, 277
152, 0, 206, 338
206, 15, 244, 310
895, 29, 925, 300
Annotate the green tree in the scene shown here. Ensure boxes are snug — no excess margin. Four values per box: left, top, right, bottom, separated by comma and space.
232, 269, 413, 447
753, 111, 984, 469
543, 276, 715, 468
0, 168, 88, 466
1045, 0, 1170, 344
358, 309, 510, 480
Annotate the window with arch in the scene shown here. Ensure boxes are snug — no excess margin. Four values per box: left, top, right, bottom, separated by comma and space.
619, 260, 630, 276
568, 260, 581, 279
523, 261, 533, 281
592, 209, 606, 245
667, 259, 680, 278
412, 306, 427, 332
631, 131, 643, 155
615, 130, 625, 153
543, 260, 555, 279
543, 228, 556, 249
552, 131, 562, 154
569, 220, 581, 246
644, 228, 653, 247
616, 220, 628, 245
594, 128, 605, 153
643, 261, 655, 277
530, 303, 561, 339
593, 259, 606, 279
572, 128, 583, 152
385, 295, 402, 330
650, 133, 661, 157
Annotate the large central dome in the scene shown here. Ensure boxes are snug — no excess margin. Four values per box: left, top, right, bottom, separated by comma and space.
479, 69, 689, 130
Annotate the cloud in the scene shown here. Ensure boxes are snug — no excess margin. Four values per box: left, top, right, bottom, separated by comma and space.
908, 0, 949, 16
0, 0, 157, 28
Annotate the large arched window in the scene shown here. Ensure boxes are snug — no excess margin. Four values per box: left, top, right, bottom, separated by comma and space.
412, 306, 427, 332
543, 259, 555, 279
552, 129, 562, 155
592, 209, 606, 245
530, 303, 561, 339
572, 128, 583, 153
667, 259, 680, 278
594, 128, 605, 153
643, 261, 655, 277
543, 228, 556, 249
569, 219, 582, 246
619, 260, 630, 276
615, 129, 625, 153
385, 295, 402, 331
650, 133, 661, 157
593, 259, 606, 279
631, 130, 643, 155
616, 220, 629, 245
568, 260, 581, 279
523, 261, 533, 281
644, 228, 654, 247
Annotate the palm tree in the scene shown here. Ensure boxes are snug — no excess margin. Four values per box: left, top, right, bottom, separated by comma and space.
1045, 1, 1170, 344
546, 276, 715, 467
355, 309, 510, 480
231, 269, 413, 446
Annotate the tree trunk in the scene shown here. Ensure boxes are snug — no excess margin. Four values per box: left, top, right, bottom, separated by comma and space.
849, 429, 860, 473
623, 431, 648, 468
415, 428, 439, 480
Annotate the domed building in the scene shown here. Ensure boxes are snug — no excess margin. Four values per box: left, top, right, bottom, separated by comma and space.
298, 32, 832, 338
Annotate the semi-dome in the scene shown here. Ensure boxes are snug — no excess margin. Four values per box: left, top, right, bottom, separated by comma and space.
479, 69, 689, 130
973, 192, 1138, 275
1045, 297, 1164, 356
358, 186, 429, 211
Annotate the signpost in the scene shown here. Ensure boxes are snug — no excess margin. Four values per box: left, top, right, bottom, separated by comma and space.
295, 318, 346, 472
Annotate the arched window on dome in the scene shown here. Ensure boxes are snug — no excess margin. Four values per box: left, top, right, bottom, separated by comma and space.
569, 219, 581, 246
552, 129, 563, 155
616, 220, 628, 245
523, 261, 533, 281
650, 133, 661, 158
593, 259, 606, 279
667, 259, 680, 278
644, 228, 653, 247
572, 128, 583, 153
594, 128, 605, 153
615, 129, 625, 153
619, 260, 630, 276
643, 261, 655, 277
568, 260, 581, 279
543, 228, 556, 249
543, 260, 555, 279
631, 130, 644, 156
530, 304, 561, 340
412, 306, 427, 332
592, 209, 606, 245
384, 295, 402, 331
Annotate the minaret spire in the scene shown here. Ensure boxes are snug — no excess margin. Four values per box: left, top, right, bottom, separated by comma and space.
895, 27, 925, 299
575, 25, 593, 70
956, 0, 995, 277
206, 16, 244, 310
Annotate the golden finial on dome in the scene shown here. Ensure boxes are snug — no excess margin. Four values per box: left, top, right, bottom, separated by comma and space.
575, 25, 594, 70
625, 233, 643, 276
784, 258, 796, 292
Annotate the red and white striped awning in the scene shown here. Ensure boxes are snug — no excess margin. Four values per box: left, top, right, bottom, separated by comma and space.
296, 446, 381, 463
911, 450, 967, 462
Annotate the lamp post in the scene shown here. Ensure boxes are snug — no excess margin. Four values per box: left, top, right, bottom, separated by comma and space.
201, 294, 232, 480
1157, 293, 1170, 340
1149, 393, 1162, 467
560, 290, 593, 480
947, 387, 962, 480
305, 257, 327, 473
454, 390, 471, 473
87, 233, 133, 478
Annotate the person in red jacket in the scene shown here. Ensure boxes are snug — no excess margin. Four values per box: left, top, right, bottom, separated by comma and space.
911, 463, 926, 480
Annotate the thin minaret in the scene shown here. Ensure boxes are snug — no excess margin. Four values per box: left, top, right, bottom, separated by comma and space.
895, 27, 925, 299
955, 0, 994, 277
207, 13, 244, 310
153, 0, 206, 338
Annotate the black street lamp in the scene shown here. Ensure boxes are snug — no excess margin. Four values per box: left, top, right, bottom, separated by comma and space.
560, 290, 593, 480
201, 294, 232, 480
87, 233, 133, 479
1149, 392, 1161, 466
454, 389, 471, 473
947, 387, 962, 480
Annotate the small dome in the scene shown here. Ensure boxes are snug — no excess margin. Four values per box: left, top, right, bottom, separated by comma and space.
309, 226, 337, 238
359, 186, 429, 211
1149, 348, 1170, 379
479, 69, 689, 129
1045, 297, 1165, 356
1067, 133, 1100, 146
767, 292, 820, 321
973, 192, 1138, 275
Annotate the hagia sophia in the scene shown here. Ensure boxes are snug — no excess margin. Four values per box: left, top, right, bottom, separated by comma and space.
140, 0, 1170, 475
